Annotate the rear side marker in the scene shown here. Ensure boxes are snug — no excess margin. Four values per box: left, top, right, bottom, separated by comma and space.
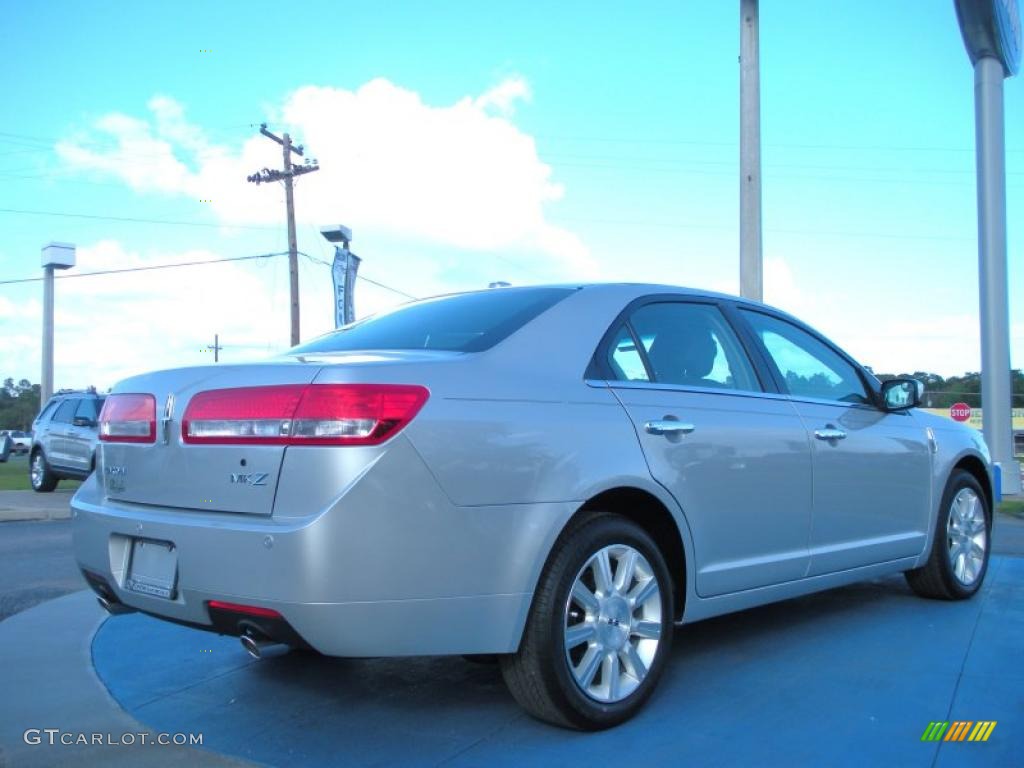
207, 600, 282, 619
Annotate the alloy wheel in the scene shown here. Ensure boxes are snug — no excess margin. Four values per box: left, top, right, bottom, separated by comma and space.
946, 488, 987, 586
563, 544, 663, 703
30, 454, 43, 489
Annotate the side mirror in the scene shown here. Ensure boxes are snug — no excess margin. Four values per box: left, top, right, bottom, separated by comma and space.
72, 417, 95, 428
880, 378, 923, 411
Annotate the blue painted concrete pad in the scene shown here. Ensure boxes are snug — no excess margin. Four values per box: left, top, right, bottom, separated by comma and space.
93, 557, 1023, 767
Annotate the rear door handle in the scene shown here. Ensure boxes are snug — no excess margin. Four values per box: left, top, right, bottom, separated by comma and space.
814, 427, 847, 441
645, 420, 696, 436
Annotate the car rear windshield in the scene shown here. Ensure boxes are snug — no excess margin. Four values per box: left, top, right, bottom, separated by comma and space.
291, 287, 575, 354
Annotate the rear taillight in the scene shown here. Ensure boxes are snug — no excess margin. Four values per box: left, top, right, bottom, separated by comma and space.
99, 394, 157, 443
181, 384, 429, 446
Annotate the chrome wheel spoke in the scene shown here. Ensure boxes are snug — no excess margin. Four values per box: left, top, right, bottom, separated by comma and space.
575, 645, 602, 689
593, 548, 614, 596
565, 622, 595, 650
954, 552, 967, 581
622, 643, 648, 680
948, 540, 963, 562
965, 494, 979, 522
629, 577, 659, 608
603, 652, 621, 701
571, 581, 600, 614
632, 619, 661, 641
962, 557, 976, 583
614, 549, 638, 594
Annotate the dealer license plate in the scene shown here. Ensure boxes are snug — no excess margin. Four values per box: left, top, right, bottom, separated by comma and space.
125, 539, 178, 600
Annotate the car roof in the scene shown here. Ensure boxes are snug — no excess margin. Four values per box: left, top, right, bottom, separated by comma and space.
425, 282, 791, 317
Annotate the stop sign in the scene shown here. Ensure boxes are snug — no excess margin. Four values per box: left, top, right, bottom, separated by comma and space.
950, 402, 972, 422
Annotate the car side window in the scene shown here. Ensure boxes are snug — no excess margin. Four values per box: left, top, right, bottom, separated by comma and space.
74, 399, 98, 423
622, 303, 761, 392
741, 311, 869, 405
36, 400, 58, 423
607, 325, 650, 382
52, 399, 78, 424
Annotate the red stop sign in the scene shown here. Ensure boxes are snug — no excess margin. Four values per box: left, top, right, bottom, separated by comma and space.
950, 402, 972, 422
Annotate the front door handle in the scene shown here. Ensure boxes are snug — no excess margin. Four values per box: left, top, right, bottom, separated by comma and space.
645, 420, 696, 436
814, 427, 847, 441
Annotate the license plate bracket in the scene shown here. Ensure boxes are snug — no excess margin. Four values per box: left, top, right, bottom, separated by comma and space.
125, 538, 178, 600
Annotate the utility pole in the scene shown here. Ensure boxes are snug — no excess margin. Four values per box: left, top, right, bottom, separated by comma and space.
247, 124, 319, 346
739, 0, 763, 302
204, 334, 222, 363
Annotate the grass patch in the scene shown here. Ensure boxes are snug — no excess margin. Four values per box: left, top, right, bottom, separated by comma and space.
0, 455, 81, 492
1000, 499, 1024, 519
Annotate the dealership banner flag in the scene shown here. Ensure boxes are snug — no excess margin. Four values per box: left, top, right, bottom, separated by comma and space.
331, 247, 362, 328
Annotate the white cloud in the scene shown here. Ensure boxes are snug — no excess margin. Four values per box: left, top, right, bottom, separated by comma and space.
0, 296, 15, 319
471, 75, 532, 115
56, 78, 598, 279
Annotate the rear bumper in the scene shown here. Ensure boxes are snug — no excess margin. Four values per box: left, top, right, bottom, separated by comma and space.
71, 437, 576, 656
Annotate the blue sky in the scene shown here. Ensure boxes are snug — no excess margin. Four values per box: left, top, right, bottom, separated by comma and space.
1, 0, 1021, 388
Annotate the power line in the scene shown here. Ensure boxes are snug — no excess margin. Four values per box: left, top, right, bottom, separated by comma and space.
0, 245, 418, 302
0, 251, 289, 286
546, 215, 975, 243
352, 273, 418, 300
0, 207, 278, 231
300, 251, 418, 300
534, 133, 1024, 154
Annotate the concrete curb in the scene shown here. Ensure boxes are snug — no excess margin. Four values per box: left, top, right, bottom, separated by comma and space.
0, 490, 74, 523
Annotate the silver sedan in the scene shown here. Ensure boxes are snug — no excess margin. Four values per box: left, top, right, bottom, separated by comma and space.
72, 284, 993, 729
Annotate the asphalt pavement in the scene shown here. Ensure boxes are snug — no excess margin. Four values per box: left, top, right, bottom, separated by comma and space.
0, 519, 83, 621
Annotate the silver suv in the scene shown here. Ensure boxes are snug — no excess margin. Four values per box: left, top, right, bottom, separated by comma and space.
30, 390, 105, 492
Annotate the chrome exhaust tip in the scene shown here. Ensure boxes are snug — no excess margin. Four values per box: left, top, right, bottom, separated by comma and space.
97, 596, 135, 615
240, 633, 280, 660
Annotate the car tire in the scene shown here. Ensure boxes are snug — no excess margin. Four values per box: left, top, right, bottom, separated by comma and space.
500, 513, 674, 730
30, 450, 59, 493
905, 470, 991, 600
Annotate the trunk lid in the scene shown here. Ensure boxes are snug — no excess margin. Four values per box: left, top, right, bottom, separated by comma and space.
100, 361, 322, 516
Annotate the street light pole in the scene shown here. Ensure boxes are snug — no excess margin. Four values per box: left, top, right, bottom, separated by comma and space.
973, 56, 1020, 494
41, 265, 54, 407
955, 0, 1022, 495
739, 0, 763, 302
40, 243, 75, 408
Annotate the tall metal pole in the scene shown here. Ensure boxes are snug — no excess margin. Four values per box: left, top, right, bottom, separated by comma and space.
739, 0, 763, 302
973, 55, 1021, 494
41, 265, 54, 407
282, 134, 300, 346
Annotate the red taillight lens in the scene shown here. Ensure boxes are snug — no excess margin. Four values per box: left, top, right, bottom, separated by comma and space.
182, 384, 429, 446
98, 394, 157, 443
